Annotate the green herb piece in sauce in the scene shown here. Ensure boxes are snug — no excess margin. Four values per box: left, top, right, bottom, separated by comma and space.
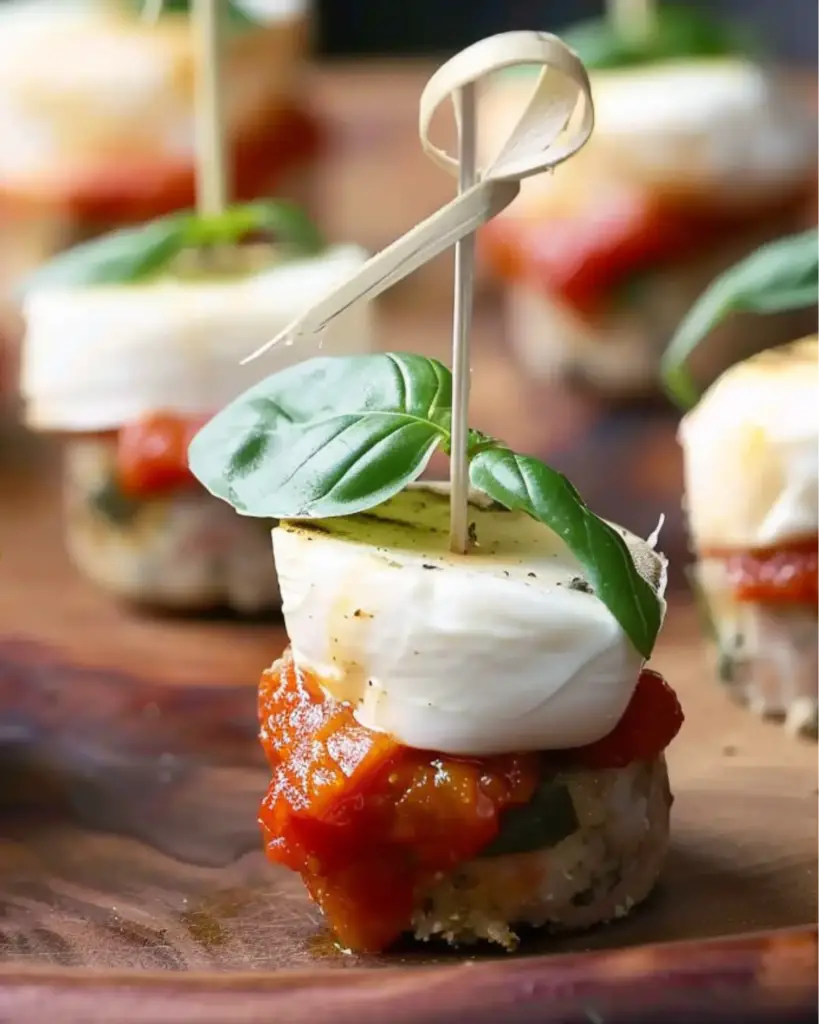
479, 775, 579, 858
89, 477, 143, 527
717, 650, 735, 685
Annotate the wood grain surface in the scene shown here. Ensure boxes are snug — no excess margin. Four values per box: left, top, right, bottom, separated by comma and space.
0, 59, 816, 1024
0, 299, 817, 1019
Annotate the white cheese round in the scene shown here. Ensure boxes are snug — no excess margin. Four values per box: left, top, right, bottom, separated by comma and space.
272, 484, 667, 756
679, 335, 819, 551
20, 245, 373, 431
480, 59, 816, 210
0, 0, 306, 189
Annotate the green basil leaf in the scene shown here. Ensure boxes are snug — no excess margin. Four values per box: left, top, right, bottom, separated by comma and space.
23, 200, 324, 293
23, 215, 190, 293
469, 447, 662, 658
188, 353, 452, 518
125, 0, 256, 28
661, 228, 819, 409
182, 200, 325, 256
563, 4, 751, 70
479, 776, 579, 858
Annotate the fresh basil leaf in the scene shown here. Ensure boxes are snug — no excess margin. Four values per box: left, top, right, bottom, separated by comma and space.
183, 200, 325, 256
126, 0, 256, 28
23, 201, 324, 293
188, 353, 452, 518
563, 4, 751, 69
23, 216, 189, 293
469, 447, 662, 658
480, 776, 579, 858
662, 228, 819, 408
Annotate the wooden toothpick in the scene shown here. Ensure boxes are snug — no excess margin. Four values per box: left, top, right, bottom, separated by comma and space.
141, 0, 164, 24
607, 0, 656, 43
449, 83, 477, 556
192, 0, 230, 217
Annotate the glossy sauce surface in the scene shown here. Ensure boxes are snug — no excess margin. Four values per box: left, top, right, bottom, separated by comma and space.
257, 651, 683, 952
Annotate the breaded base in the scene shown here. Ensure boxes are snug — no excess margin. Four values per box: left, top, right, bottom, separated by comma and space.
696, 558, 818, 739
412, 757, 671, 949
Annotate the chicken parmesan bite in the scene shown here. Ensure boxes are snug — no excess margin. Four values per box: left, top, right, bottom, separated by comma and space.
20, 214, 372, 613
478, 59, 816, 396
258, 485, 679, 951
0, 0, 320, 325
188, 35, 677, 953
189, 349, 680, 953
679, 337, 818, 738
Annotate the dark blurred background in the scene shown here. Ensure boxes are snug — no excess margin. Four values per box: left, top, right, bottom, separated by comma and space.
315, 0, 818, 65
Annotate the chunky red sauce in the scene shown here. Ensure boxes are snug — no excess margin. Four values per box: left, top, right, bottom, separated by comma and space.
257, 651, 683, 951
479, 190, 801, 317
0, 105, 322, 225
703, 538, 819, 605
115, 412, 209, 498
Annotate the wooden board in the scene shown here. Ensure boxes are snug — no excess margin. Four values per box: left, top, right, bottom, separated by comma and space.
0, 305, 816, 1021
0, 58, 817, 1024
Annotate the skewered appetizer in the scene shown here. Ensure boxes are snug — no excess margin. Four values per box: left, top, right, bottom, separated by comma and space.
669, 229, 818, 739
20, 202, 371, 612
0, 0, 319, 322
189, 352, 682, 951
478, 7, 817, 396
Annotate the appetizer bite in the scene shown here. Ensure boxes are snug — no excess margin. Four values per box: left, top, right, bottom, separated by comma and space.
20, 203, 372, 612
0, 0, 319, 317
190, 353, 680, 951
478, 5, 817, 396
190, 27, 682, 956
670, 230, 818, 738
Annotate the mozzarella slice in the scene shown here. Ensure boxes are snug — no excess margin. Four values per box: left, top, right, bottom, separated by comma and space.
273, 484, 667, 756
679, 335, 819, 551
20, 244, 373, 431
0, 0, 306, 188
479, 59, 816, 212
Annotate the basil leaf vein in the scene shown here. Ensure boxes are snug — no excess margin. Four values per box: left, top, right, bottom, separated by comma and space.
190, 353, 453, 518
188, 353, 663, 656
662, 228, 819, 409
469, 446, 661, 658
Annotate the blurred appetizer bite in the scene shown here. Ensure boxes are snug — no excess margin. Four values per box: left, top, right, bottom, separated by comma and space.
670, 229, 818, 738
478, 7, 817, 396
0, 0, 320, 320
20, 203, 372, 612
189, 352, 682, 952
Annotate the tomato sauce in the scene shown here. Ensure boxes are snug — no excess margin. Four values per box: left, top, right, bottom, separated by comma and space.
0, 105, 322, 227
257, 651, 683, 951
115, 411, 210, 498
704, 538, 818, 605
479, 190, 792, 317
